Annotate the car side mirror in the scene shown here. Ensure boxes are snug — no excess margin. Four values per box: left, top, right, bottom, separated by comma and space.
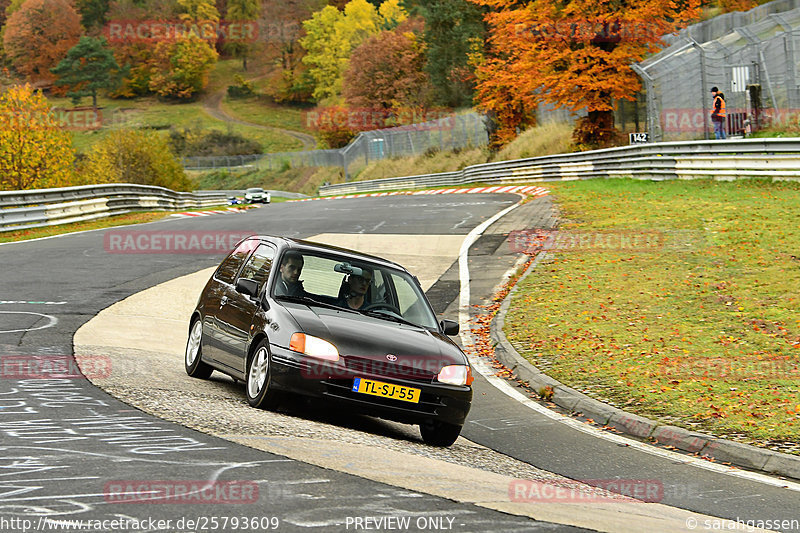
235, 278, 259, 298
440, 319, 459, 336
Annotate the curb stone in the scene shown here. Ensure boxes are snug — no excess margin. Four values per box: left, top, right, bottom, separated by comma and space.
489, 251, 800, 482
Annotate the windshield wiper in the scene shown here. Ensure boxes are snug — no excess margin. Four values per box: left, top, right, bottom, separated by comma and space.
276, 295, 359, 313
361, 309, 422, 328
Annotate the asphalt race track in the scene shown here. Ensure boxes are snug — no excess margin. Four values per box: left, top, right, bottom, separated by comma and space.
0, 194, 798, 532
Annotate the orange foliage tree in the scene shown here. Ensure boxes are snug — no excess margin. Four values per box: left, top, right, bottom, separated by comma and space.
3, 0, 82, 85
469, 0, 701, 148
343, 18, 433, 112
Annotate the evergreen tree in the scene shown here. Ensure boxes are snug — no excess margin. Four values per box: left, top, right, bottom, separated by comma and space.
414, 0, 484, 108
225, 0, 258, 70
51, 36, 123, 111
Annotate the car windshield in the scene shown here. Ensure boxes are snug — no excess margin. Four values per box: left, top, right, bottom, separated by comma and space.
247, 188, 263, 193
272, 250, 438, 329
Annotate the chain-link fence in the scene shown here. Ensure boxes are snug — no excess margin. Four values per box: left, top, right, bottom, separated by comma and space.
634, 0, 800, 141
182, 112, 489, 180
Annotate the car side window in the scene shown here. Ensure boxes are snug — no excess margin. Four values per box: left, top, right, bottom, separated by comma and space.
239, 244, 275, 294
370, 270, 387, 305
214, 239, 257, 285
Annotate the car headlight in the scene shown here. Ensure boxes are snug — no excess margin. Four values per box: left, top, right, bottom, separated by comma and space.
436, 365, 473, 386
289, 333, 339, 362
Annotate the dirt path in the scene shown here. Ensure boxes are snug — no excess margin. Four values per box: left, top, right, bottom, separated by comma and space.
201, 88, 317, 150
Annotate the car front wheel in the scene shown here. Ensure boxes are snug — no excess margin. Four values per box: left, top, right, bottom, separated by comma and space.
419, 419, 462, 447
185, 319, 213, 379
246, 340, 280, 409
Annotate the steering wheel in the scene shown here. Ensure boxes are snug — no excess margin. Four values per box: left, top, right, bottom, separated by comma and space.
362, 302, 402, 315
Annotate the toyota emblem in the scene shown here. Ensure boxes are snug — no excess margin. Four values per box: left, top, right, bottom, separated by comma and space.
386, 354, 397, 362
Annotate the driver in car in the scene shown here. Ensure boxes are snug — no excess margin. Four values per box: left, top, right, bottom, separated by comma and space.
338, 267, 373, 310
275, 252, 307, 297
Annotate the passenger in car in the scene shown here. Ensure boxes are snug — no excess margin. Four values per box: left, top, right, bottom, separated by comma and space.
338, 267, 373, 310
275, 252, 307, 297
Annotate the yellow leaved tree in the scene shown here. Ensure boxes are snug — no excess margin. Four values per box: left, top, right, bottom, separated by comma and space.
83, 129, 191, 191
0, 85, 75, 191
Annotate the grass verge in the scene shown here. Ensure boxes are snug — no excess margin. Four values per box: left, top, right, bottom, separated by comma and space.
504, 178, 800, 452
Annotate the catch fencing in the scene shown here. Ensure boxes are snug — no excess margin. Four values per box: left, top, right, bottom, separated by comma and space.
634, 0, 800, 141
181, 112, 489, 180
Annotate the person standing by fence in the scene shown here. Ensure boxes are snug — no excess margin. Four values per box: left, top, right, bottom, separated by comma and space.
710, 87, 727, 139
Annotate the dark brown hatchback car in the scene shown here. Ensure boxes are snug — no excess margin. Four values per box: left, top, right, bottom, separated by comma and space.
185, 236, 473, 446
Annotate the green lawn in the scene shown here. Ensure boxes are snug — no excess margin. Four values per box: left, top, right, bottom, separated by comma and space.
505, 178, 800, 450
49, 93, 304, 155
221, 96, 312, 134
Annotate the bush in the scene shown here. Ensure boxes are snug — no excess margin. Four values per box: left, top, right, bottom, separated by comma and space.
169, 128, 262, 157
84, 129, 191, 191
227, 74, 255, 98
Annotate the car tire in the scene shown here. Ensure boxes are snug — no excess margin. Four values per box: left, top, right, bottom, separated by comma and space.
185, 319, 213, 379
419, 419, 462, 447
246, 340, 280, 410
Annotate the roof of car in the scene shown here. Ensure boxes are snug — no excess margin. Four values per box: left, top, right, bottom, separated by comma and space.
260, 236, 406, 271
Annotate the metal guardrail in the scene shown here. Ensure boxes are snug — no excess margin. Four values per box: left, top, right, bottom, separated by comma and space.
0, 184, 231, 233
318, 138, 800, 195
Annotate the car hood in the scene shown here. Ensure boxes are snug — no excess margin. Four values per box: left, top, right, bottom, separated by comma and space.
280, 302, 467, 369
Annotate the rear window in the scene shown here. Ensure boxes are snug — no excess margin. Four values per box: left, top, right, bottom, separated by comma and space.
214, 239, 257, 284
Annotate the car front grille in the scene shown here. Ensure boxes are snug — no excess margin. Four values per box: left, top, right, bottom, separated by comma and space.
343, 355, 437, 384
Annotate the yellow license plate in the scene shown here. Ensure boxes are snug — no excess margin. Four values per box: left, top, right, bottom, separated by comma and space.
352, 378, 420, 403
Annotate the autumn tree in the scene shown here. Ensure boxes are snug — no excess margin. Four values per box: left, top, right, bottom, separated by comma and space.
3, 0, 82, 85
470, 0, 701, 148
149, 35, 218, 99
301, 0, 405, 102
83, 129, 191, 190
300, 6, 346, 102
343, 17, 432, 112
104, 0, 181, 97
378, 0, 406, 28
51, 37, 122, 111
147, 0, 219, 99
0, 85, 75, 190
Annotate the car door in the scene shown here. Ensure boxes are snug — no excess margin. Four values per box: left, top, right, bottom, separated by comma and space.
216, 243, 276, 373
203, 239, 258, 366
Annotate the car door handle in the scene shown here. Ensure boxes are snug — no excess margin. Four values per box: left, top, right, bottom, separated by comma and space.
220, 296, 228, 307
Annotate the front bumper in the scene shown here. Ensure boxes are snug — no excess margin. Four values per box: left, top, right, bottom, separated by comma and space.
269, 345, 472, 426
